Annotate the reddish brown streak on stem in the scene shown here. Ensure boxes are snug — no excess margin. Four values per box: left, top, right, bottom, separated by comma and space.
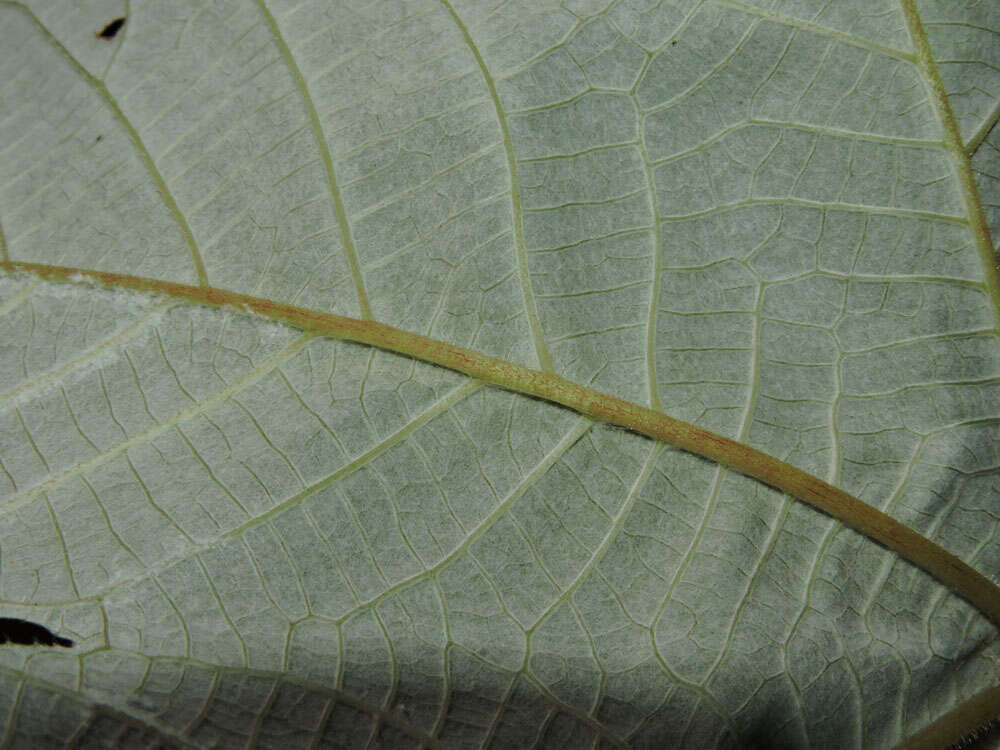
5, 259, 1000, 630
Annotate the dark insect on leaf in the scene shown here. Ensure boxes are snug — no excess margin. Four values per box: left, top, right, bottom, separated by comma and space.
0, 617, 73, 647
96, 17, 125, 40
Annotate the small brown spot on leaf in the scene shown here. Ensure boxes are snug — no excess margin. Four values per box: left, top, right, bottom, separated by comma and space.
0, 617, 73, 647
97, 17, 125, 40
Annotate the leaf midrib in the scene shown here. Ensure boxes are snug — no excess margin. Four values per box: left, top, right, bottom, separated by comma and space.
5, 259, 1000, 639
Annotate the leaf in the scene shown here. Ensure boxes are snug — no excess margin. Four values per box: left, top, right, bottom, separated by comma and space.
0, 1, 998, 748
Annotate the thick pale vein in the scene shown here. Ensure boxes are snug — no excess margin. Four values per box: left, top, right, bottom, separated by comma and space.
647, 121, 947, 172
712, 0, 915, 63
966, 99, 1000, 155
255, 0, 373, 320
901, 0, 1000, 328
0, 321, 313, 517
437, 0, 555, 373
0, 301, 174, 407
631, 5, 704, 415
660, 198, 967, 225
856, 3, 1000, 722
5, 3, 210, 288
334, 416, 593, 624
11, 379, 484, 609
193, 555, 248, 666
638, 110, 665, 413
528, 445, 685, 671
6, 261, 1000, 634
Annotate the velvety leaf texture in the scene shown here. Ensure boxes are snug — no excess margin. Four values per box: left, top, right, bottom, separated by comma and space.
0, 0, 998, 748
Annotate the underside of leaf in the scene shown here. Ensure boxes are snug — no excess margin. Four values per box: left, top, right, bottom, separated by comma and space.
0, 1, 998, 748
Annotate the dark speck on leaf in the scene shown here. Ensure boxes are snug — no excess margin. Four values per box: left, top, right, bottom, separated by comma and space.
0, 617, 73, 647
97, 17, 125, 40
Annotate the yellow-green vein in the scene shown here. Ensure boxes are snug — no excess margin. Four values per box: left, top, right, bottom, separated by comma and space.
255, 0, 373, 320
5, 3, 210, 288
438, 0, 555, 373
901, 0, 1000, 327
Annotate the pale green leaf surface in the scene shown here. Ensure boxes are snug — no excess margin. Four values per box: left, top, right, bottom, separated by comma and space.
0, 0, 999, 747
